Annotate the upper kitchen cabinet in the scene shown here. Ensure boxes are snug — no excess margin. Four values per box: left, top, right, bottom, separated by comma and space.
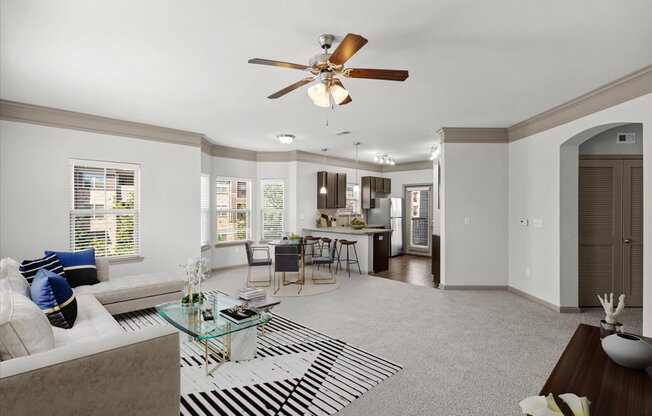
361, 176, 391, 209
317, 171, 347, 209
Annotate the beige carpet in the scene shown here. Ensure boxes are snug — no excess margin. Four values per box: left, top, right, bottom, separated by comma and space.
204, 266, 643, 416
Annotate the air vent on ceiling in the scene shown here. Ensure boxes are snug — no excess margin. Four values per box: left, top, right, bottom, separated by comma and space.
334, 130, 352, 136
616, 132, 635, 144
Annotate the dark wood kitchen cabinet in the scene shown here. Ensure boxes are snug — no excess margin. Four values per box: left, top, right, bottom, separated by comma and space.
317, 171, 347, 209
373, 233, 389, 272
361, 176, 391, 209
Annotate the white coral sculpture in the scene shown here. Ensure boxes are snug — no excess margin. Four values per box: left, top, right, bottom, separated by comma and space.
597, 293, 625, 324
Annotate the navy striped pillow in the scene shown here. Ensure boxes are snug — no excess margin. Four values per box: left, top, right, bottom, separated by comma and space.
19, 254, 65, 284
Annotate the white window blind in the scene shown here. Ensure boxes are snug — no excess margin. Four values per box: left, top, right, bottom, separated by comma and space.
70, 160, 140, 258
261, 180, 284, 241
200, 174, 210, 246
216, 178, 251, 242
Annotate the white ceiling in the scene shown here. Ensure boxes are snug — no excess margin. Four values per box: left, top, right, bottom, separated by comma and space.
2, 1, 651, 162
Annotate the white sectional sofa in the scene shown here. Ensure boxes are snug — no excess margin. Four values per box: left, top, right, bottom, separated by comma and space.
0, 257, 184, 416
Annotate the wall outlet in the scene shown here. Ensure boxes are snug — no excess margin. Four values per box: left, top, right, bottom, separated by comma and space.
464, 216, 470, 225
533, 218, 543, 228
519, 218, 528, 227
525, 267, 530, 277
300, 214, 305, 220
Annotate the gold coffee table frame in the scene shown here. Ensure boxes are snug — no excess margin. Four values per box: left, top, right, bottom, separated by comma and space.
156, 294, 271, 375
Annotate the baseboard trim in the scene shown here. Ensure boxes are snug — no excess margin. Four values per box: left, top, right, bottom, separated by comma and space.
439, 284, 508, 290
210, 264, 246, 273
507, 286, 581, 313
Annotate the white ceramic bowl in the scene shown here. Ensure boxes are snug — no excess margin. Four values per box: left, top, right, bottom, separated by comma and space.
601, 332, 652, 370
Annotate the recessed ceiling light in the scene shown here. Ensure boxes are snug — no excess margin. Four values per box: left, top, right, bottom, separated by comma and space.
277, 134, 295, 144
334, 131, 352, 136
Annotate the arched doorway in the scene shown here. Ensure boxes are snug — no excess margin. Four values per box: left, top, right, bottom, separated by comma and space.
559, 122, 644, 308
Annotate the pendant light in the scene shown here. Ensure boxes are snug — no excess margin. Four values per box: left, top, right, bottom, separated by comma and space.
320, 148, 328, 194
352, 142, 360, 193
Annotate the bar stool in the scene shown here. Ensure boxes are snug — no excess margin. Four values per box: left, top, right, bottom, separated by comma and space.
337, 239, 361, 277
303, 236, 321, 264
318, 237, 332, 256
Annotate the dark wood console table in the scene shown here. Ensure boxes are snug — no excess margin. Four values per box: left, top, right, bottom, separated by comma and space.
540, 324, 651, 415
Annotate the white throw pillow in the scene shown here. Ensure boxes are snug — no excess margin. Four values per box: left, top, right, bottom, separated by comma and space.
0, 290, 55, 361
0, 257, 31, 298
96, 256, 110, 282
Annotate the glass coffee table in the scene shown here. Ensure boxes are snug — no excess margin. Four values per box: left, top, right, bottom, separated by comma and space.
156, 293, 272, 375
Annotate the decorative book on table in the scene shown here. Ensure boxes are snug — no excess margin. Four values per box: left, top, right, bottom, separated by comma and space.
219, 308, 259, 324
237, 287, 266, 301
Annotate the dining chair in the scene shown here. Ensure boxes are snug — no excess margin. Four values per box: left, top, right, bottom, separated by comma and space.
244, 241, 272, 287
274, 244, 303, 294
311, 238, 338, 284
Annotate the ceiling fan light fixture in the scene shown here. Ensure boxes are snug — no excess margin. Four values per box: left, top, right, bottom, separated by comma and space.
330, 83, 349, 104
308, 82, 327, 101
312, 92, 330, 108
277, 134, 295, 144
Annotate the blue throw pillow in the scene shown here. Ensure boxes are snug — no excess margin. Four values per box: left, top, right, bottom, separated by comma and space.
19, 253, 66, 284
30, 269, 78, 329
44, 248, 99, 287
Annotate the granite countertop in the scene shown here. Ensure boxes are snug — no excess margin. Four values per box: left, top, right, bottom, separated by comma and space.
302, 226, 392, 235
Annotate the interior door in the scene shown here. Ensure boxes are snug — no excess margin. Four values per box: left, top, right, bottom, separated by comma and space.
405, 185, 432, 254
578, 157, 643, 307
578, 160, 622, 306
622, 159, 643, 306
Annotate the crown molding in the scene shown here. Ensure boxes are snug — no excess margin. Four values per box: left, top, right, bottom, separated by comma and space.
507, 64, 652, 141
0, 100, 203, 147
438, 128, 508, 143
210, 144, 257, 161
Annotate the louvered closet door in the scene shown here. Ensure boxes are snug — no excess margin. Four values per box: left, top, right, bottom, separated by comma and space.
622, 160, 643, 306
578, 160, 622, 307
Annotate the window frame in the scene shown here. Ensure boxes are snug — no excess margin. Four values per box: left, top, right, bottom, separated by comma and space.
215, 177, 252, 243
200, 174, 210, 248
260, 179, 285, 242
69, 159, 141, 259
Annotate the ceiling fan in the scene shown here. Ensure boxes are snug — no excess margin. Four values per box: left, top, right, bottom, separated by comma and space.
248, 33, 409, 107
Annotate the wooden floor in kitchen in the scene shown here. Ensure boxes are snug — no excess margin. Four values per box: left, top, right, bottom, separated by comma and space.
373, 254, 436, 288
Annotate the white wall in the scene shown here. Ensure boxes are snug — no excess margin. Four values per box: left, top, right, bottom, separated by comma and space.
440, 143, 508, 287
579, 123, 643, 155
0, 120, 200, 279
507, 93, 651, 336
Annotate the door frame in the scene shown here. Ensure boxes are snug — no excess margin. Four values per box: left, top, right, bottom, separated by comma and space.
403, 183, 433, 256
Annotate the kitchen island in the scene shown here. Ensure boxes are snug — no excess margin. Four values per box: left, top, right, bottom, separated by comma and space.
302, 227, 392, 274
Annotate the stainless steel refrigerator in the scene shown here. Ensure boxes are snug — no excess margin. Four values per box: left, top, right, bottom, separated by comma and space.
367, 197, 403, 256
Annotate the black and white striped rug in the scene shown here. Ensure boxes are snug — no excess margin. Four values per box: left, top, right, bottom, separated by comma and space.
115, 305, 401, 415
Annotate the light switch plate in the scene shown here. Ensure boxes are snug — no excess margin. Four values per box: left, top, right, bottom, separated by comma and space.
533, 218, 543, 228
464, 216, 470, 225
519, 219, 528, 227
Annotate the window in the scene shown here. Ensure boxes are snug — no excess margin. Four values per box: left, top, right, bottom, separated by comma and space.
200, 174, 210, 246
261, 180, 284, 241
70, 160, 140, 258
346, 184, 360, 213
216, 178, 251, 242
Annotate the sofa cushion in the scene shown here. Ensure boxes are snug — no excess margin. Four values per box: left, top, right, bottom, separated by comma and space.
0, 258, 31, 299
44, 249, 99, 288
51, 294, 124, 348
96, 257, 110, 282
30, 269, 78, 329
0, 290, 55, 361
73, 272, 184, 305
19, 253, 65, 284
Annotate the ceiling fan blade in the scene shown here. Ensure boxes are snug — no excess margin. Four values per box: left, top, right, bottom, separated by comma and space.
344, 68, 409, 81
248, 58, 309, 71
267, 77, 315, 99
332, 79, 352, 105
328, 33, 368, 66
